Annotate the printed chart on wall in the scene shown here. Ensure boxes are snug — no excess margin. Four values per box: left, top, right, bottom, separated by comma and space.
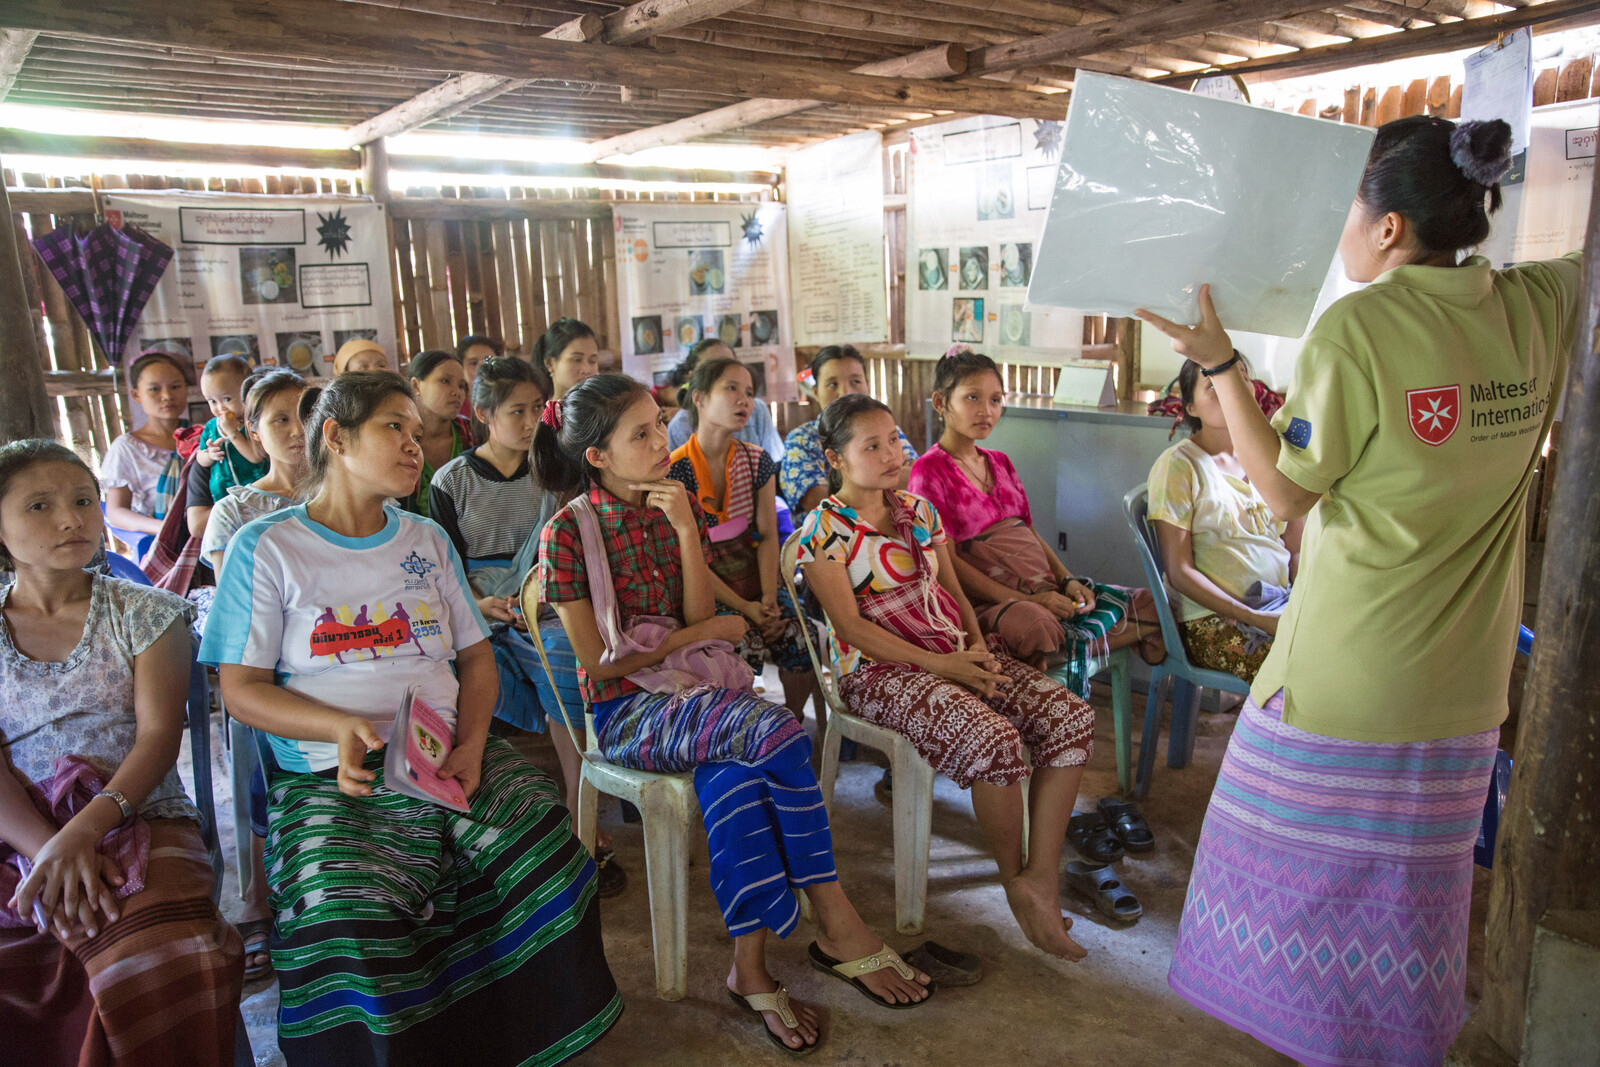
785, 130, 888, 347
907, 114, 1082, 362
104, 192, 399, 389
614, 202, 796, 403
1478, 99, 1597, 268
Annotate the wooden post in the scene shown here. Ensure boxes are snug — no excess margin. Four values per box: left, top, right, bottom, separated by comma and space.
1114, 317, 1140, 402
361, 138, 389, 204
1468, 142, 1600, 1061
0, 168, 56, 442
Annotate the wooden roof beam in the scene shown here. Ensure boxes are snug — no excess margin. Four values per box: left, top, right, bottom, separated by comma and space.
964, 0, 1353, 74
0, 29, 37, 102
582, 0, 1338, 156
0, 130, 781, 186
0, 0, 1071, 125
580, 41, 971, 160
347, 0, 749, 145
1152, 0, 1600, 83
0, 129, 359, 169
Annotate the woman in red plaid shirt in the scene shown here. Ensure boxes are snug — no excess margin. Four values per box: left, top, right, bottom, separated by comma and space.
534, 375, 932, 1056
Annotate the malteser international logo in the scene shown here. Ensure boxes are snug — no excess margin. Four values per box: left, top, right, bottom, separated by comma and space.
1406, 385, 1460, 446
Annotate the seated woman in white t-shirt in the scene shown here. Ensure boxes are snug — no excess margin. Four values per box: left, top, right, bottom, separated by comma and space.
200, 371, 619, 1064
1147, 358, 1302, 682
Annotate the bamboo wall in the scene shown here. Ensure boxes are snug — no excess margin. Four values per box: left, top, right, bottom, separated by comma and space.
389, 193, 619, 360
4, 167, 772, 463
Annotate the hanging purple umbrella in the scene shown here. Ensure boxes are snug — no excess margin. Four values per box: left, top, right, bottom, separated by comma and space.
31, 221, 173, 365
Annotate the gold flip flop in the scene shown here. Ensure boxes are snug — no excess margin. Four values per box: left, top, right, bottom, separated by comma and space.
807, 941, 937, 1008
727, 983, 820, 1056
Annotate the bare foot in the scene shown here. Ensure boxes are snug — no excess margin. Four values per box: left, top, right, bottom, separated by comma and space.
814, 925, 932, 1006
727, 967, 821, 1052
1005, 875, 1088, 961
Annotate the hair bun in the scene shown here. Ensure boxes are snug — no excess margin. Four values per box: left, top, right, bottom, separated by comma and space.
1450, 119, 1513, 186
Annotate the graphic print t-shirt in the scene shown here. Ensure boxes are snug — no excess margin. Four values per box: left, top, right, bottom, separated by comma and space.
199, 504, 491, 773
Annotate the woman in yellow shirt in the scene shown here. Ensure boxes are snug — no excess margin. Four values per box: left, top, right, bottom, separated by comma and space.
1142, 117, 1584, 1067
1148, 357, 1302, 682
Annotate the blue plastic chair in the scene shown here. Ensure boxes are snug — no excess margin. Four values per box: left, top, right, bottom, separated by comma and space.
1474, 624, 1532, 869
103, 550, 149, 585
106, 555, 253, 1063
1123, 485, 1253, 798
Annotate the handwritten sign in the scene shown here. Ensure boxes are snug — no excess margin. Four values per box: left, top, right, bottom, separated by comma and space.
1052, 361, 1116, 408
785, 131, 888, 346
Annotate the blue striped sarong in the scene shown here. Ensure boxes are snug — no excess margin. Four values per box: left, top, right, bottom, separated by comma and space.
1168, 691, 1498, 1067
265, 736, 621, 1066
490, 620, 584, 732
595, 685, 836, 938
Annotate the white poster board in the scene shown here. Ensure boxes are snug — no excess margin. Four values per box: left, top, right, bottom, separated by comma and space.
107, 192, 399, 392
613, 202, 796, 402
907, 114, 1083, 362
785, 130, 888, 347
1478, 100, 1597, 267
1028, 73, 1373, 339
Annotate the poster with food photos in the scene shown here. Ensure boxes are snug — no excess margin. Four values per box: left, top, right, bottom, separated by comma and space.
907, 114, 1083, 362
613, 202, 796, 403
105, 192, 398, 424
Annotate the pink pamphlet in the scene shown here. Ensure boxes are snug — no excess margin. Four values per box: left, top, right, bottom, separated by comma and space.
384, 686, 470, 812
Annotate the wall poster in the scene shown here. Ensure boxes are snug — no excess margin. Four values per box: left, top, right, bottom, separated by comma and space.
907, 114, 1083, 362
106, 192, 399, 401
784, 130, 888, 347
1478, 99, 1597, 268
613, 202, 797, 403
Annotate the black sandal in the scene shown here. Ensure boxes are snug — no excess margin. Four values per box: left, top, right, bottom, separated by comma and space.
1067, 812, 1126, 863
1097, 798, 1155, 853
1064, 861, 1143, 922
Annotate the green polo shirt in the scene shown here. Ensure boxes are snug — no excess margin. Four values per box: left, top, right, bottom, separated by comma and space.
1252, 251, 1583, 742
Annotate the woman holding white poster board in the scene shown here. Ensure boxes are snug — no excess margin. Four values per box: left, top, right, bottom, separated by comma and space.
1142, 116, 1584, 1067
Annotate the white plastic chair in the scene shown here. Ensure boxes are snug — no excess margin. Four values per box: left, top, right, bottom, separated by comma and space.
781, 531, 1028, 936
520, 569, 698, 1002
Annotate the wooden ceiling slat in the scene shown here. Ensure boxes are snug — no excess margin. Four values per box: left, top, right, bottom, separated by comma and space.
4, 0, 1072, 119
6, 0, 1594, 157
26, 54, 442, 86
1155, 0, 1600, 83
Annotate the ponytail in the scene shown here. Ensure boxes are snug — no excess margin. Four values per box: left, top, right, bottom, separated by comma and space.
531, 373, 649, 496
816, 393, 893, 494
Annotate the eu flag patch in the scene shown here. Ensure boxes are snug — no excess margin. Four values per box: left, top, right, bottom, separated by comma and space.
1283, 418, 1312, 449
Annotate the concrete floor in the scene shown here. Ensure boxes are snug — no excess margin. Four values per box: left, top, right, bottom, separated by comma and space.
188, 670, 1497, 1067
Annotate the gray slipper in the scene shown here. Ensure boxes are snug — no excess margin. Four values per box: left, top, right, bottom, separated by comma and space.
1064, 861, 1142, 922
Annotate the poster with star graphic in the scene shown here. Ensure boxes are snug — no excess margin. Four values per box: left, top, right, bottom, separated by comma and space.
612, 202, 797, 403
907, 114, 1084, 363
104, 192, 398, 395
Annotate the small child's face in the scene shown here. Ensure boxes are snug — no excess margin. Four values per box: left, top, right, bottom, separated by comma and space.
202, 370, 249, 421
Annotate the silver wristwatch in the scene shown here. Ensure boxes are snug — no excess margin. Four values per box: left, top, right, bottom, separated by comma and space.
94, 789, 134, 823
